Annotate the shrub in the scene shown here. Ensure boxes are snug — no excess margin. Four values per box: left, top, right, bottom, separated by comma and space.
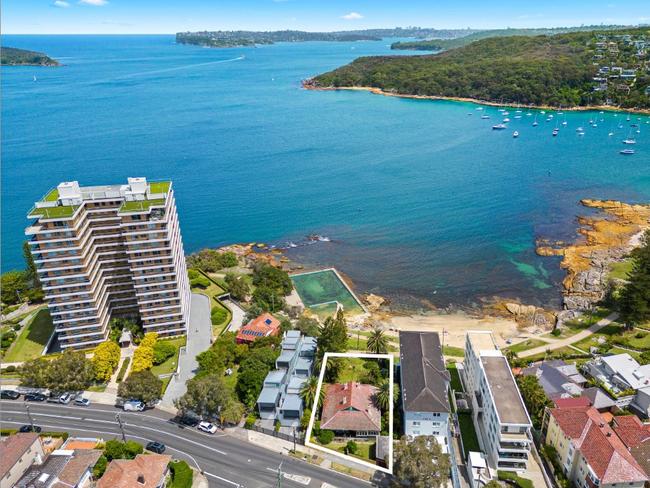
92, 455, 108, 479
211, 306, 228, 325
1, 429, 18, 436
116, 357, 130, 382
153, 341, 176, 365
345, 440, 358, 455
244, 413, 257, 429
5, 365, 16, 373
169, 460, 193, 488
636, 331, 647, 339
13, 324, 21, 331
551, 328, 562, 337
188, 269, 200, 280
40, 431, 69, 441
92, 341, 121, 382
274, 420, 281, 432
190, 275, 211, 289
131, 333, 158, 372
317, 430, 334, 445
498, 471, 534, 488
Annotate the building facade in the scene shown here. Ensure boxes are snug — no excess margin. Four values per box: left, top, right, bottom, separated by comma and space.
26, 178, 191, 349
0, 433, 44, 488
463, 331, 533, 473
399, 331, 451, 452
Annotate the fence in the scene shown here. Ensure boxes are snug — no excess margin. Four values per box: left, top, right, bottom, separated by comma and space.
248, 424, 305, 445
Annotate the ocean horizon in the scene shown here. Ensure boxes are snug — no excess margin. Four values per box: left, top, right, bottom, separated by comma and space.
2, 34, 649, 310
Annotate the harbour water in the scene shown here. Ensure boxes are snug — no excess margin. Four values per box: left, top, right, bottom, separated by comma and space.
2, 35, 649, 310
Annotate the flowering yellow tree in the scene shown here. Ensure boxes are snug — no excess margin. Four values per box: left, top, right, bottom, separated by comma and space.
131, 333, 158, 373
92, 341, 121, 382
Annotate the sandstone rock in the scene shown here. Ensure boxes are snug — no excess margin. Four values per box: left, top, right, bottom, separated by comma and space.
364, 294, 386, 312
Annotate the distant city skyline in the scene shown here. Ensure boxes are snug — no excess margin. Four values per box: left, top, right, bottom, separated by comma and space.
2, 0, 649, 35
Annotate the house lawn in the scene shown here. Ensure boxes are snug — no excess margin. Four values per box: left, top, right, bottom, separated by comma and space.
506, 338, 548, 354
457, 412, 480, 455
150, 337, 186, 376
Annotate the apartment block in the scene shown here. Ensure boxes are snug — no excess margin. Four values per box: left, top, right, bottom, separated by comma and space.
463, 331, 532, 473
26, 177, 191, 350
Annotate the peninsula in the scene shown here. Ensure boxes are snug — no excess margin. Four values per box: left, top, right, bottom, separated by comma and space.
306, 27, 650, 110
176, 27, 476, 48
1, 47, 59, 66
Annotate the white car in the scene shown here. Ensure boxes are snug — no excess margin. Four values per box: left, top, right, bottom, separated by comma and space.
198, 421, 218, 434
74, 397, 91, 406
123, 400, 145, 412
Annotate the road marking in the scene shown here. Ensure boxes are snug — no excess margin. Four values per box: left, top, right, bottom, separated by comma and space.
204, 471, 243, 487
1, 410, 228, 456
266, 467, 311, 485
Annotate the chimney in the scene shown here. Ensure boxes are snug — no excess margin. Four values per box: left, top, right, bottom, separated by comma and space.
137, 474, 145, 485
606, 432, 612, 437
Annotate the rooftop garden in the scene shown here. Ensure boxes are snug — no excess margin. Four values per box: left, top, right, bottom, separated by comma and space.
28, 205, 78, 219
149, 181, 171, 194
43, 188, 59, 202
118, 198, 165, 214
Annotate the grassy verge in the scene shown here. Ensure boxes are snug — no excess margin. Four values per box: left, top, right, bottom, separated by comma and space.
150, 337, 186, 376
447, 363, 463, 392
457, 412, 480, 455
328, 440, 375, 462
191, 270, 232, 337
3, 308, 53, 362
330, 462, 372, 481
506, 338, 548, 354
168, 460, 193, 488
608, 259, 633, 280
542, 308, 611, 339
443, 345, 465, 357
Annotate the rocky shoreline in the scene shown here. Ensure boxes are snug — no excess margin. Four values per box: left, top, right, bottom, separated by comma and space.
302, 83, 650, 115
536, 199, 650, 312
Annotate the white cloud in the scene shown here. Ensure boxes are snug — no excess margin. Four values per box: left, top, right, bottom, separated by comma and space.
53, 0, 70, 7
79, 0, 108, 5
341, 12, 363, 20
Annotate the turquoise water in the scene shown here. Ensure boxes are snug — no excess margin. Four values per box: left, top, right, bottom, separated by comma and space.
2, 35, 649, 310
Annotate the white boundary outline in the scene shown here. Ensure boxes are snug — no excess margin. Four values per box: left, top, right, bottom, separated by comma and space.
304, 352, 393, 474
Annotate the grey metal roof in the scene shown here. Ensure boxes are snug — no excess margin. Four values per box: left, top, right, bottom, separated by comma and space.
257, 386, 280, 405
582, 387, 616, 409
481, 356, 531, 425
281, 394, 302, 412
294, 357, 313, 374
264, 370, 286, 385
287, 376, 306, 393
276, 350, 296, 365
399, 331, 450, 413
15, 453, 70, 488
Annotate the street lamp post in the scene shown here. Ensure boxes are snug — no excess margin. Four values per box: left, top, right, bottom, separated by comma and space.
115, 413, 127, 443
292, 427, 296, 453
25, 404, 35, 432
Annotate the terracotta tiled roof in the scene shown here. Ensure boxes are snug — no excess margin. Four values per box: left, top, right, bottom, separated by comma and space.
62, 439, 100, 450
97, 454, 171, 488
613, 415, 650, 448
236, 313, 280, 343
0, 433, 40, 479
553, 397, 591, 408
52, 450, 102, 488
320, 382, 381, 432
550, 406, 648, 484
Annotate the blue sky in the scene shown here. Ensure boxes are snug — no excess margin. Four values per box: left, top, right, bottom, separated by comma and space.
3, 0, 649, 34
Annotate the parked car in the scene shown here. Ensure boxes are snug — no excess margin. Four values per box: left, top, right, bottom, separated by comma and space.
59, 393, 73, 404
198, 421, 218, 434
176, 411, 200, 427
74, 397, 91, 407
145, 441, 166, 454
24, 393, 47, 402
1, 390, 20, 400
19, 425, 42, 433
123, 400, 145, 412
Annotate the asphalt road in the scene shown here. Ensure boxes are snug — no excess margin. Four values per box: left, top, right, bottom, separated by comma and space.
0, 400, 378, 488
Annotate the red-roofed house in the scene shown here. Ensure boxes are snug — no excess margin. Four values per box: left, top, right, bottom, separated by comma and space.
553, 397, 591, 409
236, 313, 280, 344
544, 405, 648, 488
320, 382, 381, 437
613, 415, 650, 449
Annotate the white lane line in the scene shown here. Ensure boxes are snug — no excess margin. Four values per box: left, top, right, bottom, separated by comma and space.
2, 410, 228, 456
1, 420, 202, 470
204, 471, 243, 487
265, 467, 311, 486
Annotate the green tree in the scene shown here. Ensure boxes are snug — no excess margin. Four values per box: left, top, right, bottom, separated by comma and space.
366, 327, 390, 354
317, 309, 348, 358
175, 373, 243, 424
300, 375, 324, 409
295, 316, 320, 337
224, 273, 250, 301
236, 358, 270, 407
152, 341, 175, 365
92, 456, 108, 478
92, 341, 121, 382
251, 285, 285, 312
117, 370, 163, 404
619, 230, 650, 326
22, 241, 40, 289
516, 375, 551, 429
104, 440, 126, 461
44, 350, 95, 392
1, 271, 28, 305
19, 358, 50, 388
375, 379, 397, 412
392, 436, 450, 488
252, 264, 292, 295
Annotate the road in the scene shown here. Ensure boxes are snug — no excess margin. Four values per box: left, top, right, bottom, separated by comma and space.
518, 312, 619, 358
0, 400, 376, 488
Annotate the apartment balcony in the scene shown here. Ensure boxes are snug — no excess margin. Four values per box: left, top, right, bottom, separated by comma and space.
497, 460, 527, 471
498, 451, 529, 461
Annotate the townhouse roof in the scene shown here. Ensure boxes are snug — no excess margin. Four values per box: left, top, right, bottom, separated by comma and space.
97, 454, 171, 488
481, 355, 530, 425
553, 397, 591, 408
52, 450, 102, 488
550, 406, 648, 484
236, 313, 280, 342
321, 382, 381, 432
399, 331, 450, 413
522, 362, 584, 399
613, 416, 650, 448
582, 387, 617, 410
0, 433, 40, 480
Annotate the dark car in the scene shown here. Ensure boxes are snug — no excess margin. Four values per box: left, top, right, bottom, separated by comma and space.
176, 413, 200, 427
146, 441, 166, 454
24, 393, 47, 402
19, 425, 42, 433
0, 390, 20, 400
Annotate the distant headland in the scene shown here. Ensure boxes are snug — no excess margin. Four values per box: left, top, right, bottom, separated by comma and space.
1, 47, 59, 66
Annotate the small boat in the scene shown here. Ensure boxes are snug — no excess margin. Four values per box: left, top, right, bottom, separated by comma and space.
578, 132, 585, 136
526, 112, 532, 116
540, 110, 546, 114
620, 149, 635, 155
532, 115, 539, 127
515, 109, 522, 114
589, 119, 594, 125
552, 128, 559, 137
558, 111, 564, 115
631, 123, 639, 128
492, 124, 508, 130
33, 75, 37, 82
468, 113, 473, 116
592, 123, 598, 128
622, 139, 636, 144
608, 132, 614, 136
562, 121, 567, 126
548, 114, 554, 119
576, 127, 584, 132
513, 131, 519, 138
481, 114, 490, 119
476, 107, 483, 111
514, 115, 522, 119
502, 111, 510, 116
503, 118, 511, 123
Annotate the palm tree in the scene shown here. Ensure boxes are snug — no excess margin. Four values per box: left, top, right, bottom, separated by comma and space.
374, 378, 397, 411
367, 327, 390, 354
300, 375, 324, 409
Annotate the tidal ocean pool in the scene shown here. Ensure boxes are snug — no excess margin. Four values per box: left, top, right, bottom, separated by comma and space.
2, 35, 649, 310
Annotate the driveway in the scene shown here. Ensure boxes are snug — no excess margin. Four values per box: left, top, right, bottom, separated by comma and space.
518, 312, 619, 358
161, 293, 212, 407
223, 298, 246, 333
